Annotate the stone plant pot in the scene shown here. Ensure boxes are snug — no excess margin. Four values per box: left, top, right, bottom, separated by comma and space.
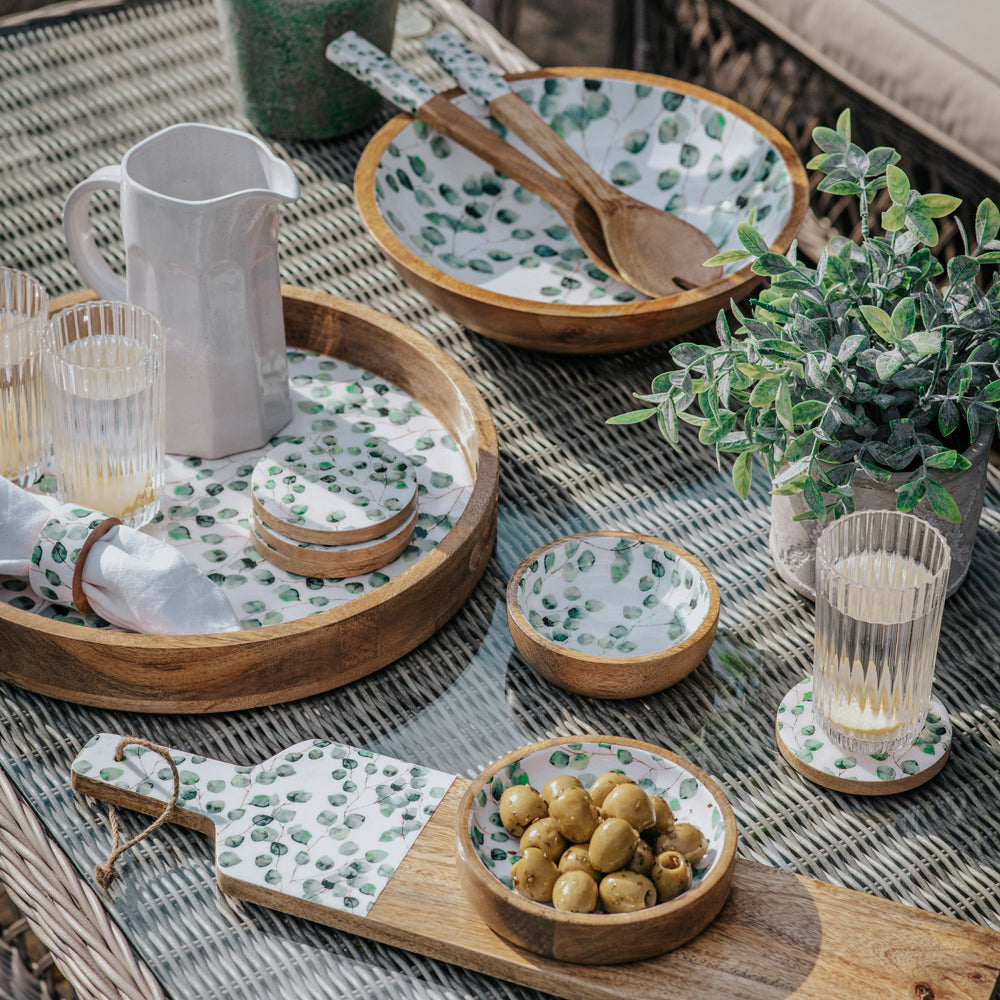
215, 0, 400, 140
770, 424, 994, 599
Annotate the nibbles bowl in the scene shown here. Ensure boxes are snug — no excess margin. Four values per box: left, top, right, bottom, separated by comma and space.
355, 67, 808, 354
506, 531, 720, 699
456, 736, 738, 964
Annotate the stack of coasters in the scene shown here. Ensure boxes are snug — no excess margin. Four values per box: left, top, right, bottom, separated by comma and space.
249, 423, 418, 578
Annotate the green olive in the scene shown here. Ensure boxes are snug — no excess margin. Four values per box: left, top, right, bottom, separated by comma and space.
626, 838, 654, 877
551, 869, 598, 913
541, 774, 584, 805
644, 795, 675, 841
651, 849, 692, 902
588, 817, 639, 873
511, 847, 559, 902
600, 782, 655, 832
598, 870, 657, 913
588, 770, 636, 808
547, 787, 600, 843
655, 822, 707, 865
499, 785, 546, 837
558, 844, 599, 882
519, 817, 567, 861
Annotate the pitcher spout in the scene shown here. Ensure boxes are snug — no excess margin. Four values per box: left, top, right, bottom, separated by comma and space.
261, 150, 300, 205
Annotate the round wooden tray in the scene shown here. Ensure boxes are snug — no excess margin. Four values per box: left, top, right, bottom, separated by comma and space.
0, 286, 499, 713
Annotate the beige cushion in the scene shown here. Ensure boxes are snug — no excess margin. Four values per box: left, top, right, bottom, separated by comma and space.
729, 0, 1000, 182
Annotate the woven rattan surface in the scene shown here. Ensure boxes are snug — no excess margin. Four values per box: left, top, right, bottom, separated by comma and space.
1, 1, 1000, 998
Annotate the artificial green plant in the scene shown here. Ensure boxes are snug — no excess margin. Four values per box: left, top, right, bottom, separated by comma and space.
611, 111, 1000, 522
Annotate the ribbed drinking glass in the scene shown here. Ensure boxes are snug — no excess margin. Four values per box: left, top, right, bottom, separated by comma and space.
0, 267, 50, 487
813, 509, 951, 756
45, 300, 165, 528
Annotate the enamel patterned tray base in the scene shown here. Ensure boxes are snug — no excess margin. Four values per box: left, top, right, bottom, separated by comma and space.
71, 734, 1000, 1000
0, 288, 498, 713
775, 678, 951, 795
0, 349, 471, 632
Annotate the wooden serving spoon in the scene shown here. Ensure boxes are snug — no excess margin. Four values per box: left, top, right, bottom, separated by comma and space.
423, 31, 722, 296
327, 32, 641, 291
326, 31, 652, 295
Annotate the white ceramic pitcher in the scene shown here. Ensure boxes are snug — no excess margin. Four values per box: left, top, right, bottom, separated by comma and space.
63, 122, 300, 459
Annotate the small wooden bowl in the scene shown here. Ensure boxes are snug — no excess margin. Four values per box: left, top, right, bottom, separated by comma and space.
456, 735, 738, 964
506, 531, 720, 699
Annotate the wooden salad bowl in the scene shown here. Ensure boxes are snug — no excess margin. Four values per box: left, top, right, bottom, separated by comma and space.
355, 67, 808, 354
456, 736, 739, 965
0, 286, 499, 713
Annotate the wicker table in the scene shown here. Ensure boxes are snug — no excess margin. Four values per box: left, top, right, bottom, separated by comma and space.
1, 2, 1000, 998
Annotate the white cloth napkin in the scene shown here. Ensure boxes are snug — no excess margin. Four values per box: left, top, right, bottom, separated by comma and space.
0, 478, 240, 634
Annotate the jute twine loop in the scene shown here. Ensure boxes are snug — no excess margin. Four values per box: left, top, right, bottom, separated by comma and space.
94, 737, 180, 890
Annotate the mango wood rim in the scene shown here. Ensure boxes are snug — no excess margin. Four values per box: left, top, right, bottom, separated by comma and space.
455, 734, 739, 963
506, 531, 720, 697
0, 285, 499, 713
355, 67, 808, 319
249, 507, 416, 576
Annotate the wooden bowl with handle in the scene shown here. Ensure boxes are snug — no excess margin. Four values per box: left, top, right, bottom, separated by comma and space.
456, 735, 738, 964
506, 532, 720, 699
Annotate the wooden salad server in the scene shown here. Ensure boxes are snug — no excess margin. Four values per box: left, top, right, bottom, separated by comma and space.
326, 32, 636, 292
423, 31, 722, 296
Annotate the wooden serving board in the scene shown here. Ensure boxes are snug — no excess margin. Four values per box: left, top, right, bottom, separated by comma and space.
72, 735, 1000, 1000
0, 286, 499, 713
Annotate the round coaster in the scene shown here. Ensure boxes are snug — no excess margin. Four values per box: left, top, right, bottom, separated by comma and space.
775, 678, 951, 795
249, 508, 417, 579
251, 426, 418, 545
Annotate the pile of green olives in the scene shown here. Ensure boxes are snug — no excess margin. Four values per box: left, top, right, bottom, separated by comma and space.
500, 770, 708, 914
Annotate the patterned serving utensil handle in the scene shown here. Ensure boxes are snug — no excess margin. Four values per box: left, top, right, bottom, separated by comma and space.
423, 30, 513, 106
325, 31, 437, 115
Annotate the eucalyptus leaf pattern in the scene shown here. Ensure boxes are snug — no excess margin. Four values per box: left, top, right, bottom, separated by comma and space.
27, 508, 116, 612
73, 733, 455, 917
468, 741, 727, 897
776, 678, 951, 784
1, 351, 473, 630
373, 75, 793, 304
516, 534, 713, 656
423, 31, 511, 105
325, 32, 435, 116
251, 422, 417, 539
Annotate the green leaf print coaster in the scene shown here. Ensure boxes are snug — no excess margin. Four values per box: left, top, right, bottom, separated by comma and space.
775, 677, 951, 795
251, 420, 418, 545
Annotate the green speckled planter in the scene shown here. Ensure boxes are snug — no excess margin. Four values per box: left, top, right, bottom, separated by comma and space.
215, 0, 400, 139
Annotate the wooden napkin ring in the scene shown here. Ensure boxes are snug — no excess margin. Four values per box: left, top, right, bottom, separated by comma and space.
72, 516, 123, 615
29, 510, 122, 616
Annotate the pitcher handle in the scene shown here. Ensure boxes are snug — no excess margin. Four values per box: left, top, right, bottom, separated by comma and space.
62, 165, 127, 301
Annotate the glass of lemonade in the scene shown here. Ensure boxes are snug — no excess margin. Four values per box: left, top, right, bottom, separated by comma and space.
813, 510, 951, 757
45, 300, 165, 528
0, 268, 50, 487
